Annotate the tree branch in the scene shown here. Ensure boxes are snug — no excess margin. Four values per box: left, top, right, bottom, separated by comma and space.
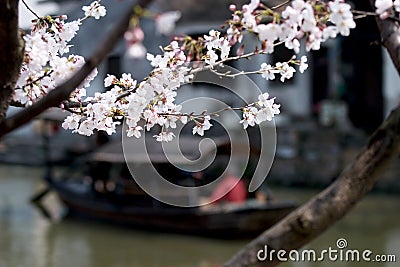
371, 0, 400, 75
224, 105, 400, 266
0, 0, 24, 124
0, 0, 155, 138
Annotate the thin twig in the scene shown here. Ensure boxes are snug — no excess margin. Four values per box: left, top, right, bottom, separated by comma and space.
63, 106, 82, 115
157, 105, 242, 119
21, 0, 40, 19
15, 70, 54, 90
352, 9, 400, 23
270, 0, 291, 10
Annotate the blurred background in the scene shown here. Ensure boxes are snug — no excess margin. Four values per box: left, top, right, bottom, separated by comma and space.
1, 0, 399, 266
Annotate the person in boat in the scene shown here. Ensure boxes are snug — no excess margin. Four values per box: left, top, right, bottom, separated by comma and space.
243, 178, 274, 204
89, 161, 113, 193
199, 173, 274, 207
209, 173, 247, 204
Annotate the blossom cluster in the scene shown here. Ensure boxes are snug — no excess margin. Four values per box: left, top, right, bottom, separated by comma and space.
227, 0, 356, 54
265, 55, 308, 81
61, 69, 281, 141
240, 93, 281, 129
16, 0, 374, 142
375, 0, 400, 19
203, 30, 231, 65
62, 64, 192, 140
146, 0, 354, 75
125, 10, 181, 58
54, 0, 352, 141
14, 1, 106, 106
61, 25, 287, 141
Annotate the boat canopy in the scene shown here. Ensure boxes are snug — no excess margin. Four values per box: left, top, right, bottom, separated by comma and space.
89, 136, 229, 164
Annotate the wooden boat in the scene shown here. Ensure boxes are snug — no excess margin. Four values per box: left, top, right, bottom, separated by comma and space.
44, 136, 297, 238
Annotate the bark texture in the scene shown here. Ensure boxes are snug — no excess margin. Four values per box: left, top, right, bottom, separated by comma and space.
375, 11, 400, 75
0, 0, 23, 123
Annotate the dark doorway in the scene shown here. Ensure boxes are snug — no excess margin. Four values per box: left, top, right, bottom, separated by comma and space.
341, 1, 383, 133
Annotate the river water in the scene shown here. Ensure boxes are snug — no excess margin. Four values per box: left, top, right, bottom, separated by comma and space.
0, 165, 399, 267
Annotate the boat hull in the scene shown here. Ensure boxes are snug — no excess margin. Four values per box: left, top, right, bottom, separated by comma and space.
52, 180, 296, 239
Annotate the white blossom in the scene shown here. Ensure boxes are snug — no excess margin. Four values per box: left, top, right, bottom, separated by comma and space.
375, 0, 393, 15
276, 62, 296, 82
329, 0, 355, 36
17, 0, 366, 141
219, 38, 231, 59
154, 131, 175, 142
299, 56, 308, 73
74, 119, 95, 136
127, 42, 147, 58
255, 23, 279, 42
155, 11, 181, 35
62, 114, 81, 130
240, 106, 258, 129
242, 0, 259, 28
395, 0, 400, 12
285, 38, 300, 54
260, 63, 277, 81
255, 97, 280, 123
104, 75, 116, 87
204, 50, 218, 65
192, 116, 212, 136
82, 1, 106, 19
127, 126, 143, 138
258, 93, 271, 107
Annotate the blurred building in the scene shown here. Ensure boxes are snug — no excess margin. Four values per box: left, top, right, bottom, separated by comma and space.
4, 0, 400, 192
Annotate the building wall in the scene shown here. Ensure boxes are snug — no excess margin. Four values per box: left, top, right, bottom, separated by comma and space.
383, 50, 400, 117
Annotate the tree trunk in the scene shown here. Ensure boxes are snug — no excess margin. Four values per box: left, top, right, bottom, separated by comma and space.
0, 0, 23, 123
224, 105, 400, 266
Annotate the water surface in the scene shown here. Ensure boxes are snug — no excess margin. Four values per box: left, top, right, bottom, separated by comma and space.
0, 166, 399, 267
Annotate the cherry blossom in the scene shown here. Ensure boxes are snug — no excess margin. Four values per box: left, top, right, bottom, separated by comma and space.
155, 11, 181, 35
260, 63, 277, 81
82, 1, 107, 19
125, 26, 146, 59
329, 0, 356, 36
375, 0, 393, 15
127, 125, 143, 138
192, 116, 213, 136
18, 0, 391, 142
375, 0, 400, 19
299, 56, 308, 73
14, 1, 106, 106
275, 62, 296, 82
154, 131, 175, 142
240, 106, 258, 129
239, 93, 280, 129
395, 0, 400, 12
256, 95, 281, 123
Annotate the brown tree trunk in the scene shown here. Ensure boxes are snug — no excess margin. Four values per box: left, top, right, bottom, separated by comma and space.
224, 105, 400, 266
0, 0, 23, 123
